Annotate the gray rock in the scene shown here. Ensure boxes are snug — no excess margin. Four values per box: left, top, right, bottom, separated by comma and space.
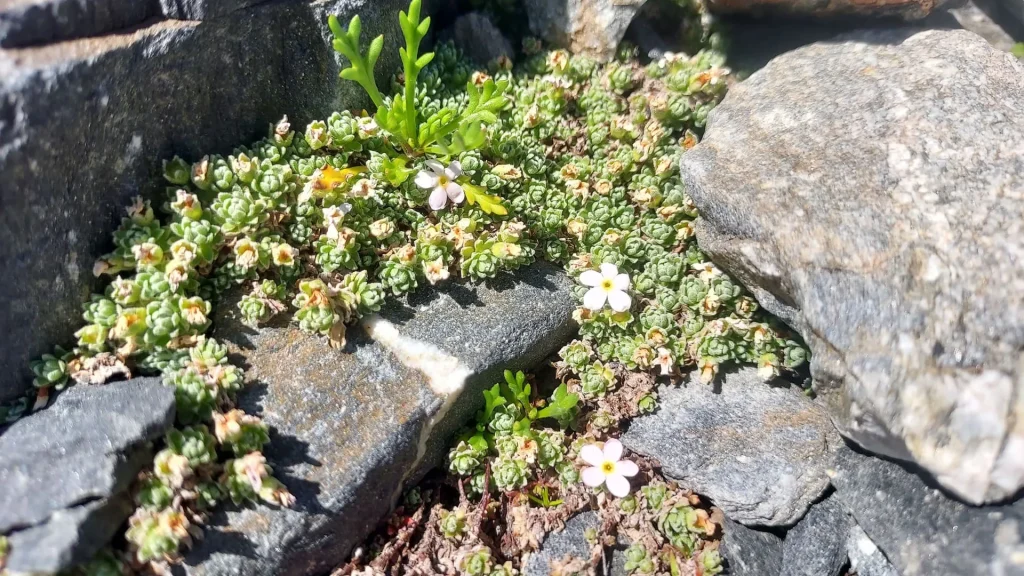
846, 525, 899, 576
780, 495, 849, 576
0, 378, 175, 573
0, 0, 408, 405
622, 368, 840, 526
703, 0, 949, 19
720, 518, 783, 576
680, 28, 1024, 504
447, 12, 513, 66
181, 264, 576, 576
830, 445, 1024, 576
0, 0, 156, 48
523, 0, 648, 61
159, 0, 270, 20
523, 511, 599, 576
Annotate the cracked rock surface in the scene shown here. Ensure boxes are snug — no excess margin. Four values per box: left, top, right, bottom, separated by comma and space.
681, 28, 1024, 504
0, 378, 175, 573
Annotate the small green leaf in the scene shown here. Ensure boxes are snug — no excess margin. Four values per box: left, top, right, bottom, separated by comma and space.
536, 383, 580, 428
468, 432, 488, 453
480, 384, 506, 424
461, 182, 508, 216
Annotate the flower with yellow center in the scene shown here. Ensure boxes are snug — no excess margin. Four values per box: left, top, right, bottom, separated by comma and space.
423, 258, 450, 285
233, 238, 260, 270
165, 259, 190, 291
416, 160, 465, 211
179, 297, 209, 326
170, 239, 197, 264
580, 439, 638, 498
271, 243, 297, 267
132, 242, 163, 268
579, 263, 631, 313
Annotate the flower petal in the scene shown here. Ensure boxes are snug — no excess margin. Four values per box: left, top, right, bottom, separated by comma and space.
605, 473, 631, 497
607, 289, 632, 312
580, 444, 605, 467
583, 287, 608, 311
415, 171, 439, 190
603, 438, 623, 462
445, 160, 463, 180
579, 270, 603, 287
600, 262, 619, 278
445, 182, 465, 204
612, 273, 630, 291
614, 459, 639, 477
425, 159, 445, 175
582, 466, 606, 487
428, 187, 448, 211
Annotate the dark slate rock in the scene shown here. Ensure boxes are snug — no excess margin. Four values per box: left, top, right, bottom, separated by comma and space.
846, 525, 898, 576
720, 518, 783, 576
780, 494, 849, 576
181, 264, 576, 576
0, 378, 175, 573
681, 28, 1024, 504
830, 445, 1024, 576
523, 511, 600, 576
159, 0, 270, 20
447, 12, 513, 66
622, 368, 840, 526
0, 0, 407, 405
0, 0, 157, 48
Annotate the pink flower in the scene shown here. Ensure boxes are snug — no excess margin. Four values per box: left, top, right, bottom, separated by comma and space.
580, 438, 638, 497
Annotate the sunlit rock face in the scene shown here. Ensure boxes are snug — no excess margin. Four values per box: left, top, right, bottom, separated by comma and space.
680, 28, 1024, 505
182, 263, 575, 576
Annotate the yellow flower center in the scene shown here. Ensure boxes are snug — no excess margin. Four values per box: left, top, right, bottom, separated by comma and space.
601, 278, 614, 291
601, 461, 616, 474
438, 175, 450, 186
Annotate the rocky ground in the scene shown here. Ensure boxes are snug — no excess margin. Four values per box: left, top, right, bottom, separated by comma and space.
1, 0, 1023, 575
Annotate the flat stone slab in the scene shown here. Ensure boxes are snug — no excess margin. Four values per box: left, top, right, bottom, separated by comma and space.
830, 445, 1024, 576
182, 264, 575, 576
0, 378, 175, 573
622, 368, 840, 526
0, 0, 156, 48
681, 28, 1024, 504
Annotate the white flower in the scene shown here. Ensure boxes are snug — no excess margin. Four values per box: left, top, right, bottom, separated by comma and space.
350, 178, 376, 198
416, 160, 465, 211
322, 204, 352, 228
692, 262, 722, 281
579, 263, 631, 312
580, 439, 638, 498
423, 258, 450, 285
655, 347, 674, 376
